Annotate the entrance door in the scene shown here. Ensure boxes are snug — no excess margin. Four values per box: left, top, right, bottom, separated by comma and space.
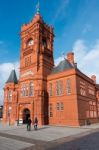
23, 108, 30, 124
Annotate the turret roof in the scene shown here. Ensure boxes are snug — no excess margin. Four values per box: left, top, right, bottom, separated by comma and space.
6, 69, 18, 84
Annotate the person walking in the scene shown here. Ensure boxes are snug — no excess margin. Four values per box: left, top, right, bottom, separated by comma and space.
27, 117, 32, 131
34, 117, 38, 130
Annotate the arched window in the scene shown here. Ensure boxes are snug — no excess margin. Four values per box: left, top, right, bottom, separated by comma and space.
8, 90, 12, 101
20, 87, 23, 97
49, 83, 52, 96
30, 82, 34, 96
23, 85, 25, 97
56, 80, 63, 96
25, 84, 28, 96
59, 80, 63, 95
66, 79, 71, 94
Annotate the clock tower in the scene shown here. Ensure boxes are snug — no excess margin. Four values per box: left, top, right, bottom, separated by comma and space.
19, 10, 54, 125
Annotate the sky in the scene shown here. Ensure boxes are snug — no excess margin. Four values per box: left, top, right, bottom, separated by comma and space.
0, 0, 99, 104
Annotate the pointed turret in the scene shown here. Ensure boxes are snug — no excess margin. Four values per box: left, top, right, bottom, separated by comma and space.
6, 69, 18, 84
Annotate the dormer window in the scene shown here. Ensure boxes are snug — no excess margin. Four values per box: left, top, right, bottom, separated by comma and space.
27, 39, 34, 47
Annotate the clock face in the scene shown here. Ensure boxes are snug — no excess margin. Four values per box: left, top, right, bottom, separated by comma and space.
27, 39, 34, 46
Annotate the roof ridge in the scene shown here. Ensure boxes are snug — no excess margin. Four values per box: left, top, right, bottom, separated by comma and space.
51, 59, 74, 74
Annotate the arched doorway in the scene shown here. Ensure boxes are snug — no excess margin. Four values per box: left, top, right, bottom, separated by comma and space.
23, 108, 30, 124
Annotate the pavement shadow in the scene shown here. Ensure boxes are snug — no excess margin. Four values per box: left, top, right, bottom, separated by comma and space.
31, 126, 50, 131
46, 130, 99, 150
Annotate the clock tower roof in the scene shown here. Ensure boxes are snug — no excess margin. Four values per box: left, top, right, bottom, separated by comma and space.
21, 2, 54, 36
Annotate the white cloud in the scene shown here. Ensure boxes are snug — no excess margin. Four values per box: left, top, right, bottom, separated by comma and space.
72, 39, 99, 83
55, 39, 99, 83
55, 56, 64, 66
0, 62, 19, 105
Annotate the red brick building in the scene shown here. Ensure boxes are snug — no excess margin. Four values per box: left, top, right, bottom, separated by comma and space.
3, 10, 99, 126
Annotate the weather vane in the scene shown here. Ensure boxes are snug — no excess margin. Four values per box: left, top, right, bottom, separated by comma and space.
36, 1, 40, 14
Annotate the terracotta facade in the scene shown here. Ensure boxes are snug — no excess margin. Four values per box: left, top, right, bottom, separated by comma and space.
3, 12, 99, 126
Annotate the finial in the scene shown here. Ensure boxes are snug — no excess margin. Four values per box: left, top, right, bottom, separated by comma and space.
36, 1, 40, 14
61, 52, 65, 60
13, 63, 15, 70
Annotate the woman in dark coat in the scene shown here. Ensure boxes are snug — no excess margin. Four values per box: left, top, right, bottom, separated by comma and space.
34, 117, 38, 130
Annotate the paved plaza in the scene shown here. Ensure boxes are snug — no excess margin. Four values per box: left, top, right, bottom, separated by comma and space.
0, 123, 99, 150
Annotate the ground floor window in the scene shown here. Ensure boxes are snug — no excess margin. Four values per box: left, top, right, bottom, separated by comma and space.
56, 102, 64, 111
49, 104, 53, 117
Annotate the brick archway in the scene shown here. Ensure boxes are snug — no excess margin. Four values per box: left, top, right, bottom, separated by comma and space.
23, 108, 30, 124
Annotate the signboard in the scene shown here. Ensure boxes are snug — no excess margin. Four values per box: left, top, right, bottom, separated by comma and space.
20, 70, 34, 78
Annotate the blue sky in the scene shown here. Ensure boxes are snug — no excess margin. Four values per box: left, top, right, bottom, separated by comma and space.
0, 0, 99, 62
0, 0, 99, 104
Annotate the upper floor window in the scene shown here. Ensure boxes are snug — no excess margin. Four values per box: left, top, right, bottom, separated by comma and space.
56, 80, 63, 96
20, 87, 23, 97
59, 80, 63, 95
20, 84, 29, 97
56, 81, 59, 96
30, 82, 34, 96
23, 85, 25, 97
8, 90, 12, 101
49, 83, 52, 96
25, 84, 28, 96
66, 79, 71, 94
27, 39, 34, 47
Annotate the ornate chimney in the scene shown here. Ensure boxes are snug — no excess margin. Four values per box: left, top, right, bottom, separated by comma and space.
67, 52, 74, 64
91, 75, 96, 84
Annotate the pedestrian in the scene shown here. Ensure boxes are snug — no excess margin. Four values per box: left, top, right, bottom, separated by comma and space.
34, 117, 38, 130
27, 117, 32, 131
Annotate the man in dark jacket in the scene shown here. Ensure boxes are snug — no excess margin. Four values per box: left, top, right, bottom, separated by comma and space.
27, 117, 32, 131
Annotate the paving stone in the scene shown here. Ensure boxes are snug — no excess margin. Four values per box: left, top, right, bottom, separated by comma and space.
0, 124, 99, 150
0, 136, 34, 150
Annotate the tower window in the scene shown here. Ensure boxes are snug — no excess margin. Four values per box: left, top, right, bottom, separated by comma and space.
25, 84, 28, 96
30, 82, 34, 96
42, 39, 47, 47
